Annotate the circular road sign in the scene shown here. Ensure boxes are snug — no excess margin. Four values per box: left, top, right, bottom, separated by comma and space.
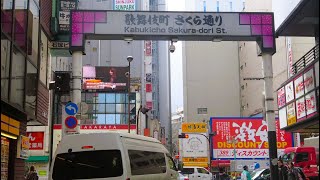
65, 116, 78, 129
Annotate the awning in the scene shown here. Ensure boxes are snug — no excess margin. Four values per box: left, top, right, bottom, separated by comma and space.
26, 156, 49, 162
275, 0, 319, 37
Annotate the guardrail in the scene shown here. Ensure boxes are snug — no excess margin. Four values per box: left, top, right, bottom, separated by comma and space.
293, 44, 319, 75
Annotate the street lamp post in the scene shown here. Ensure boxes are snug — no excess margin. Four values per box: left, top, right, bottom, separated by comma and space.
198, 132, 216, 173
227, 137, 238, 178
127, 56, 133, 133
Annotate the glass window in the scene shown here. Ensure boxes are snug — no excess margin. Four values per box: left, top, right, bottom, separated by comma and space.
97, 93, 106, 103
27, 0, 39, 66
106, 114, 115, 124
295, 153, 309, 163
14, 0, 28, 52
181, 168, 194, 175
106, 104, 115, 113
94, 104, 105, 113
115, 114, 121, 124
1, 39, 11, 99
106, 93, 115, 103
25, 60, 37, 115
95, 114, 106, 124
116, 104, 125, 113
1, 0, 13, 37
166, 154, 177, 171
52, 150, 123, 179
128, 150, 166, 175
116, 93, 127, 103
10, 48, 25, 107
197, 168, 209, 174
119, 114, 127, 124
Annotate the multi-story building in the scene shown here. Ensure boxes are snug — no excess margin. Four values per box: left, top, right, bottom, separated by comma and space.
1, 0, 52, 179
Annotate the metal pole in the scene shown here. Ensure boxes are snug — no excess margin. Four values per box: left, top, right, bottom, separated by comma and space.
128, 62, 131, 133
72, 51, 82, 134
262, 53, 279, 180
168, 48, 173, 155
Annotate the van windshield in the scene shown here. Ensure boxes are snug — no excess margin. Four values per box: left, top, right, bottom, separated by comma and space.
52, 150, 123, 179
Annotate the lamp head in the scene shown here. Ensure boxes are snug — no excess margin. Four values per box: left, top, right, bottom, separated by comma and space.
127, 56, 133, 63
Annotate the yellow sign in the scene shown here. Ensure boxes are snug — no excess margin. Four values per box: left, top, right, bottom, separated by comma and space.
21, 136, 30, 149
183, 162, 208, 168
183, 157, 208, 163
182, 122, 207, 133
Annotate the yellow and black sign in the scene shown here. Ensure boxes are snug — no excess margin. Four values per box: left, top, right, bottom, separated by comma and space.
182, 122, 207, 133
182, 157, 208, 163
1, 114, 20, 137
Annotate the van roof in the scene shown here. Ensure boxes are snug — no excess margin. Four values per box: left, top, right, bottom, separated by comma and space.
66, 131, 161, 144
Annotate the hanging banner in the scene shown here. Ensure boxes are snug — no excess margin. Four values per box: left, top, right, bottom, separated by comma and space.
286, 37, 293, 77
58, 0, 77, 33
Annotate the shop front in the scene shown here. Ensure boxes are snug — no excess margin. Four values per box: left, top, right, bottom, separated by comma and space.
1, 103, 28, 180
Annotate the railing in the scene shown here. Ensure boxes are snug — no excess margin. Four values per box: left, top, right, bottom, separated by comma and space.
293, 44, 319, 75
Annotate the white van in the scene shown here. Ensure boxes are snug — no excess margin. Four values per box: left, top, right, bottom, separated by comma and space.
49, 132, 179, 180
181, 167, 212, 180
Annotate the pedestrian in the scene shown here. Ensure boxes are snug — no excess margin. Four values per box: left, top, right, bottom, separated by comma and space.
25, 166, 38, 180
287, 162, 306, 180
241, 165, 251, 180
278, 159, 288, 180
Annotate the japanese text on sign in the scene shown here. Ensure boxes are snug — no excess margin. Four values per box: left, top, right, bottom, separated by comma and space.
182, 122, 207, 133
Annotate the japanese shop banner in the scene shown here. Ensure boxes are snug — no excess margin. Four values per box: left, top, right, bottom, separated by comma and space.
278, 107, 287, 129
182, 122, 207, 133
277, 87, 286, 108
182, 133, 208, 157
294, 75, 304, 99
145, 41, 152, 56
114, 0, 136, 11
27, 132, 45, 150
58, 0, 77, 33
304, 68, 315, 93
210, 118, 293, 159
285, 81, 294, 103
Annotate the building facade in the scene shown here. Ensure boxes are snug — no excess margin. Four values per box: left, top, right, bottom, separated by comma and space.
1, 0, 52, 179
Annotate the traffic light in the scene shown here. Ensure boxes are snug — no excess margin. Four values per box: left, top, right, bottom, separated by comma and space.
55, 72, 71, 95
178, 133, 189, 138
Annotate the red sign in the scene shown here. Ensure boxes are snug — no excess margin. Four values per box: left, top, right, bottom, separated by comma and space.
26, 132, 44, 150
211, 118, 293, 159
145, 41, 152, 56
146, 83, 152, 92
54, 124, 136, 130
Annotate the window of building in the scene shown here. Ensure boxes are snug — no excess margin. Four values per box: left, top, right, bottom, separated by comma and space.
1, 0, 13, 37
1, 38, 11, 99
83, 92, 136, 125
10, 47, 25, 108
25, 60, 37, 115
27, 0, 39, 66
14, 0, 28, 52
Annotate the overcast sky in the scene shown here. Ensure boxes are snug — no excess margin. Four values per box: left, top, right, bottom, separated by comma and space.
167, 0, 185, 113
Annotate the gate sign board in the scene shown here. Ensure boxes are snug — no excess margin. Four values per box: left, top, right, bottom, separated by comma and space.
69, 11, 276, 54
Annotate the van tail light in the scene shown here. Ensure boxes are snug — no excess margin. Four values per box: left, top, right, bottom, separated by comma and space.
81, 145, 93, 149
184, 178, 189, 180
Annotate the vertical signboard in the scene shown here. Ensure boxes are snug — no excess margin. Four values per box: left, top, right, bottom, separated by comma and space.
17, 135, 29, 159
287, 102, 296, 125
294, 75, 304, 99
286, 37, 293, 77
58, 0, 77, 33
285, 81, 294, 103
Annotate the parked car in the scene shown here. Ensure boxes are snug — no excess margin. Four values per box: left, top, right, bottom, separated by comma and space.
180, 166, 212, 180
178, 172, 189, 180
251, 169, 270, 180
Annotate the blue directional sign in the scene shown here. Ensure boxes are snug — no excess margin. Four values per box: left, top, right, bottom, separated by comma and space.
65, 102, 78, 116
65, 116, 78, 129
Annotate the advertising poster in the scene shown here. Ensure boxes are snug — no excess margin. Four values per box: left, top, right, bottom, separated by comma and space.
285, 81, 294, 103
304, 68, 315, 93
210, 118, 293, 159
114, 0, 136, 11
145, 40, 152, 56
287, 102, 296, 125
305, 91, 317, 116
277, 87, 286, 108
296, 97, 306, 121
294, 75, 304, 99
278, 107, 287, 129
82, 66, 129, 92
182, 133, 208, 157
27, 132, 45, 150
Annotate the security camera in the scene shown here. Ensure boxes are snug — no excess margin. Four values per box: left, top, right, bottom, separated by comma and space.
124, 37, 133, 44
169, 43, 175, 53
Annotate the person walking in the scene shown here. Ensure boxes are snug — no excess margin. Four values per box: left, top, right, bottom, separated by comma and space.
278, 159, 288, 180
25, 166, 38, 180
287, 162, 306, 180
241, 165, 251, 180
